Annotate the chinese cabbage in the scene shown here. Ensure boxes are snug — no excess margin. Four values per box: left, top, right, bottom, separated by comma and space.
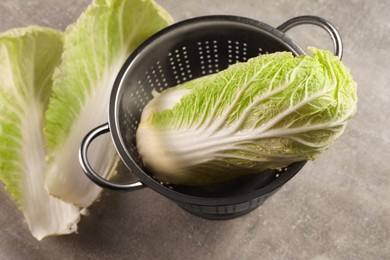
136, 48, 357, 185
0, 27, 80, 240
44, 0, 173, 207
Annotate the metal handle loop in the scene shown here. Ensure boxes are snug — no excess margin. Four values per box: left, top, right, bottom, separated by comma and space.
277, 15, 343, 60
79, 123, 146, 191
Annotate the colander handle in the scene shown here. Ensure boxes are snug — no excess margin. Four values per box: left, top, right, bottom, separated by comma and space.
79, 123, 146, 191
277, 15, 343, 60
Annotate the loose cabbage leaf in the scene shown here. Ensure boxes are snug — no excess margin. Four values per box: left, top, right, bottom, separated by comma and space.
0, 27, 80, 240
44, 0, 173, 207
136, 48, 357, 185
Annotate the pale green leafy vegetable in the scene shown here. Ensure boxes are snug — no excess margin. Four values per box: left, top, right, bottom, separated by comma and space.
137, 48, 357, 185
0, 27, 80, 240
44, 0, 173, 207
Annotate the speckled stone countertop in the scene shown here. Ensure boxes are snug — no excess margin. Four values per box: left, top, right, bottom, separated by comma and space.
0, 0, 389, 259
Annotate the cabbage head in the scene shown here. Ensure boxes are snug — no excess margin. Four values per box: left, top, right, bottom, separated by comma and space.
136, 48, 357, 185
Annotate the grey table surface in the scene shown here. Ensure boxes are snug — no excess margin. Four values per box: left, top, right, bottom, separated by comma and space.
0, 0, 389, 259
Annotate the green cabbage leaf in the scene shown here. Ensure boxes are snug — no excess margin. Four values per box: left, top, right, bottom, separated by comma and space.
44, 0, 173, 207
0, 27, 80, 240
136, 48, 357, 185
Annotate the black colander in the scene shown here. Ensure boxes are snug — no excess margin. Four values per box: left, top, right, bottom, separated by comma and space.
79, 15, 342, 219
